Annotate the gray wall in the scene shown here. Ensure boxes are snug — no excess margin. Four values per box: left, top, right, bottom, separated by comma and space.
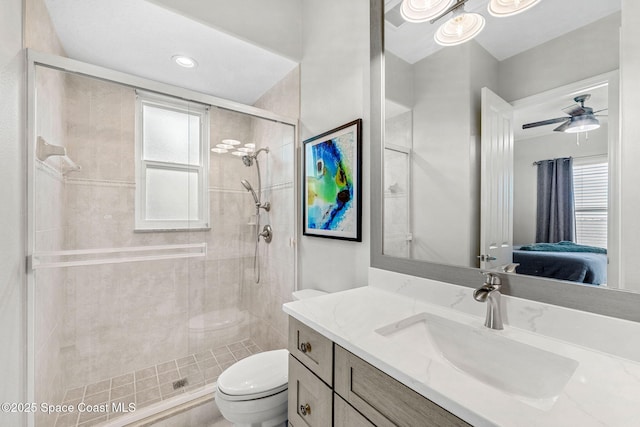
299, 0, 370, 292
498, 12, 621, 102
0, 0, 25, 425
386, 41, 497, 267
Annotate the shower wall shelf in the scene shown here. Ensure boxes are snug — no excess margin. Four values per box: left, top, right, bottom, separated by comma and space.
29, 243, 207, 270
36, 136, 81, 174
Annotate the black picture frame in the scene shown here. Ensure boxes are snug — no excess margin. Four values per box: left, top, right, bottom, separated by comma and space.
302, 119, 362, 242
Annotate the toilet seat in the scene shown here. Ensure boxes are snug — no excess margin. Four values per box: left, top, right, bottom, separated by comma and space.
217, 383, 287, 401
216, 349, 288, 401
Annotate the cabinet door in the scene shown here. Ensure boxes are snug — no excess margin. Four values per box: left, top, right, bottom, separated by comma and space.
334, 346, 472, 427
288, 354, 332, 427
288, 317, 333, 385
334, 394, 375, 427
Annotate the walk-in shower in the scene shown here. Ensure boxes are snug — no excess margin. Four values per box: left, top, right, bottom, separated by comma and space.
27, 52, 297, 427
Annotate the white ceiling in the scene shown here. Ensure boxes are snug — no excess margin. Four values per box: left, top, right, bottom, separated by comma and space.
44, 0, 299, 105
385, 0, 621, 64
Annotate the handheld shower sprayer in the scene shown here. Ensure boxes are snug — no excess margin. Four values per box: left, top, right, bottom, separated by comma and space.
241, 179, 259, 205
240, 179, 270, 212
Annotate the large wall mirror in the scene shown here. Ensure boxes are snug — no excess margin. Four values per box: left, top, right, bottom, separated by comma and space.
371, 0, 640, 321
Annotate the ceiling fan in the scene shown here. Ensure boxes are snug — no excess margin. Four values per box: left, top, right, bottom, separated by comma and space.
522, 94, 607, 133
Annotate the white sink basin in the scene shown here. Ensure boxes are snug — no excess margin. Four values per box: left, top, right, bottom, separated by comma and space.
375, 312, 578, 408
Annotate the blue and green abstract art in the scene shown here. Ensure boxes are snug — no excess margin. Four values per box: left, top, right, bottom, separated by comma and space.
303, 120, 361, 241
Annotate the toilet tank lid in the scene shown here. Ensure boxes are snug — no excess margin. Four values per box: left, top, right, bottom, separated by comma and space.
217, 349, 288, 396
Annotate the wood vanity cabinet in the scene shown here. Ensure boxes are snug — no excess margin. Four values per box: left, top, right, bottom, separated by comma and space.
288, 317, 471, 427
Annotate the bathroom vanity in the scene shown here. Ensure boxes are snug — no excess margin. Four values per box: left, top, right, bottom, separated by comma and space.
287, 317, 469, 427
283, 269, 640, 426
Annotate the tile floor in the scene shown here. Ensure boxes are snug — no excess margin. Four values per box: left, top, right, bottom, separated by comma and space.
54, 339, 262, 427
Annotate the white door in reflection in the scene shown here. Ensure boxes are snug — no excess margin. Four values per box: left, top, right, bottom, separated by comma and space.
480, 87, 515, 270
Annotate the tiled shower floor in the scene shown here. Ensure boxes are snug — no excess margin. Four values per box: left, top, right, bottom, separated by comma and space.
54, 339, 262, 427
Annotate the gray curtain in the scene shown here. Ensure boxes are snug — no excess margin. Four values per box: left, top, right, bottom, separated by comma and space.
535, 157, 575, 243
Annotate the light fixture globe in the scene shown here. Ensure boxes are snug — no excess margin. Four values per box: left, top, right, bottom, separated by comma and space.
435, 11, 485, 46
488, 0, 541, 18
564, 115, 600, 133
400, 0, 455, 23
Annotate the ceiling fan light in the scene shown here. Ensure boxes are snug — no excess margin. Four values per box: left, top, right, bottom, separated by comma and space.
488, 0, 541, 18
400, 0, 456, 23
564, 115, 600, 133
435, 11, 485, 46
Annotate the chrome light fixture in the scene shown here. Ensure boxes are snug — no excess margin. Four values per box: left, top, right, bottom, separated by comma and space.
434, 6, 485, 46
564, 115, 600, 134
488, 0, 541, 18
400, 0, 455, 23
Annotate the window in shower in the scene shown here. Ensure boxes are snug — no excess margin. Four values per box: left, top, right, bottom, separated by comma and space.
135, 91, 210, 230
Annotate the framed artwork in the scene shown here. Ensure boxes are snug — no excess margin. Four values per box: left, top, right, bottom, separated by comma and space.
303, 119, 362, 241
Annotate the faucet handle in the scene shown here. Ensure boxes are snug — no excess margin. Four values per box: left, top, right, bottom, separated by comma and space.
480, 271, 502, 287
499, 263, 520, 273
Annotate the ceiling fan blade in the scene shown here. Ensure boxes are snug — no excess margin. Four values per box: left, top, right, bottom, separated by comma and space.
562, 104, 587, 116
553, 120, 572, 132
522, 117, 569, 129
593, 108, 608, 114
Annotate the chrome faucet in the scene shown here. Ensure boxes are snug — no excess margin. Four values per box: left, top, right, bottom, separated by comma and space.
474, 272, 504, 330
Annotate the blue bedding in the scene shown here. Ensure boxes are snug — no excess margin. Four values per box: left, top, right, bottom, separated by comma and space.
513, 249, 607, 285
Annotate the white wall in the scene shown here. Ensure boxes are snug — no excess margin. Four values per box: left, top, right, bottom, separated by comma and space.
0, 0, 25, 425
299, 0, 370, 292
513, 129, 609, 245
620, 1, 640, 292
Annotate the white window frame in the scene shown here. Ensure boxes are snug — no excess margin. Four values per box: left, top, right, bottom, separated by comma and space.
135, 91, 210, 231
572, 156, 608, 248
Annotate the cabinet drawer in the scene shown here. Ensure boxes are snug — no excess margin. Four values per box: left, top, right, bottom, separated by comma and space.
334, 346, 472, 427
334, 394, 375, 427
288, 354, 332, 427
288, 317, 333, 386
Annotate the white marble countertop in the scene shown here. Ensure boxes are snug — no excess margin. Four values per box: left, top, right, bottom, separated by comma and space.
283, 285, 640, 427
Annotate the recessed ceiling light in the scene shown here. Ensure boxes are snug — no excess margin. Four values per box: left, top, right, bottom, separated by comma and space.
172, 55, 198, 69
211, 148, 228, 154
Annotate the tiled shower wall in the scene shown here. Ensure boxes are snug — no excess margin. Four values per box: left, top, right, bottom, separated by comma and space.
33, 65, 298, 427
248, 66, 299, 351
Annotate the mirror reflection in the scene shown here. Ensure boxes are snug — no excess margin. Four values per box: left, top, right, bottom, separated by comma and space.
382, 0, 621, 287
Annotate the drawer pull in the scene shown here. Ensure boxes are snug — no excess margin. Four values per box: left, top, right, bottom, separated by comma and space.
299, 403, 311, 416
299, 342, 312, 353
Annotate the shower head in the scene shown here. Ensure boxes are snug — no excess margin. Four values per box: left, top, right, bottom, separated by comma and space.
240, 179, 260, 205
241, 147, 270, 167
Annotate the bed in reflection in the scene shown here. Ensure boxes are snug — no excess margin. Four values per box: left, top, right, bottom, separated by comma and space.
513, 242, 607, 286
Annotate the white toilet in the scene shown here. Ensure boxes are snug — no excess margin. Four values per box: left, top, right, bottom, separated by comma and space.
215, 289, 327, 427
